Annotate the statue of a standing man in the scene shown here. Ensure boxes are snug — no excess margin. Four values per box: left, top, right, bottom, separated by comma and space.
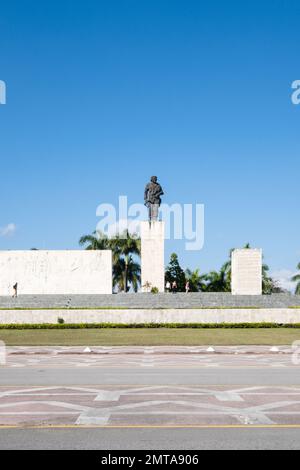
144, 176, 164, 221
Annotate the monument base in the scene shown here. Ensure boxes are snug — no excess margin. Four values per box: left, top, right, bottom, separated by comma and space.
141, 221, 165, 293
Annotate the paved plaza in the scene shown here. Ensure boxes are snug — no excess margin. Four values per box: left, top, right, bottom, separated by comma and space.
0, 346, 300, 433
1, 345, 300, 448
1, 384, 300, 427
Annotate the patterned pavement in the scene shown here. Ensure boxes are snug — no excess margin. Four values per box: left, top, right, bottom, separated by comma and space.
1, 385, 300, 426
1, 346, 300, 427
6, 345, 295, 355
3, 345, 297, 369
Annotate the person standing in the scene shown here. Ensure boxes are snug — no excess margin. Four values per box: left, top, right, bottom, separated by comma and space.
165, 281, 171, 293
185, 280, 190, 294
172, 280, 177, 293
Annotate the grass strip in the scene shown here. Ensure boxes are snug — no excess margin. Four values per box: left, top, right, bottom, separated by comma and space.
1, 328, 300, 346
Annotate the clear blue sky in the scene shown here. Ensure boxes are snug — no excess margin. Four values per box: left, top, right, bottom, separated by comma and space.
0, 0, 300, 287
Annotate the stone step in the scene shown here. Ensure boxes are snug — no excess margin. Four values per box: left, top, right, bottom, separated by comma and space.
0, 293, 299, 309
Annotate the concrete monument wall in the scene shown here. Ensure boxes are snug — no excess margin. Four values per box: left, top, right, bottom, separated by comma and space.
0, 250, 112, 295
0, 307, 299, 324
141, 221, 165, 293
231, 248, 262, 295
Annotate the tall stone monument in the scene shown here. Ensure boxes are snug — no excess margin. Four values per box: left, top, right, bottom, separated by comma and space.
231, 248, 262, 295
141, 176, 165, 292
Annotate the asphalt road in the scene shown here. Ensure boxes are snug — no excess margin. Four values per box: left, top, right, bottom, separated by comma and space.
1, 427, 300, 450
1, 367, 299, 385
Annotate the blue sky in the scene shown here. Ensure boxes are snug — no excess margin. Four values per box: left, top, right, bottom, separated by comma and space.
0, 0, 300, 288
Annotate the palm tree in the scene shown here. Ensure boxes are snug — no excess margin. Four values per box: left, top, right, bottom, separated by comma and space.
292, 263, 300, 295
79, 229, 141, 292
113, 255, 141, 293
204, 265, 230, 292
79, 231, 110, 250
185, 268, 207, 292
202, 244, 253, 292
109, 231, 141, 292
261, 262, 277, 294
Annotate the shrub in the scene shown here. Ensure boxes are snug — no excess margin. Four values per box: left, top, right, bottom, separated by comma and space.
151, 287, 159, 294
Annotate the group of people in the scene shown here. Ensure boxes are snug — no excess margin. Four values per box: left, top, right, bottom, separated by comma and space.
165, 280, 190, 294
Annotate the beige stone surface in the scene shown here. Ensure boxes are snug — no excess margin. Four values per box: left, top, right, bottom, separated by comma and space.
0, 307, 299, 324
231, 249, 262, 295
141, 221, 165, 292
0, 250, 112, 295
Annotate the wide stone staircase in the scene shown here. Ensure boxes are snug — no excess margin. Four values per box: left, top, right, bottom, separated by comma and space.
0, 293, 299, 309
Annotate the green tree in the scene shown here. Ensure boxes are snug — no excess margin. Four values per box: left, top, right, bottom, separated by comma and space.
261, 262, 283, 294
185, 268, 207, 292
291, 263, 300, 295
79, 230, 141, 292
203, 265, 230, 292
165, 253, 186, 291
79, 231, 110, 250
113, 255, 141, 293
109, 231, 141, 292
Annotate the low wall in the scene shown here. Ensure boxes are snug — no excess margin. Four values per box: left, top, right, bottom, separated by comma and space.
1, 308, 300, 324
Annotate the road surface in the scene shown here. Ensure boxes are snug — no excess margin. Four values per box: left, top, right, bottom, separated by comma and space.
0, 346, 300, 449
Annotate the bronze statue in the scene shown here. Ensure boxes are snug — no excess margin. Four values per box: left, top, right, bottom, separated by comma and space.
144, 176, 164, 221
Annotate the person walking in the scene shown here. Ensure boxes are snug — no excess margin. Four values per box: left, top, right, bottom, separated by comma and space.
165, 281, 171, 293
12, 282, 18, 298
172, 280, 177, 293
185, 280, 190, 294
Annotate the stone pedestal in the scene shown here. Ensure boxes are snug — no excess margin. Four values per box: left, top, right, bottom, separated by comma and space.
231, 248, 262, 295
141, 221, 165, 293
